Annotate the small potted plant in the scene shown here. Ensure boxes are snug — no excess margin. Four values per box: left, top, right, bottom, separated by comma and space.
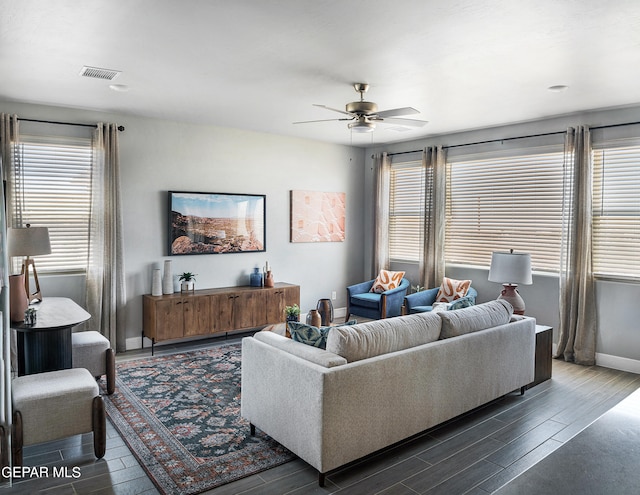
285, 304, 300, 322
179, 272, 197, 292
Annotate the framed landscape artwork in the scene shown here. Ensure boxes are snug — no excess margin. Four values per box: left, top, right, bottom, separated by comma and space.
290, 190, 346, 243
168, 191, 266, 255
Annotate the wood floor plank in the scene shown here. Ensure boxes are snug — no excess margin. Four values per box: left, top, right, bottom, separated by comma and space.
403, 438, 504, 493
417, 419, 506, 465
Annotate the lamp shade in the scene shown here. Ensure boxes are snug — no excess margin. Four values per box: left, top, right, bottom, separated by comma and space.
8, 226, 52, 257
488, 251, 532, 285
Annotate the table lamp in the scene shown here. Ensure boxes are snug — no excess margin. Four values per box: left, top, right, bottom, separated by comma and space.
8, 224, 52, 303
488, 249, 532, 315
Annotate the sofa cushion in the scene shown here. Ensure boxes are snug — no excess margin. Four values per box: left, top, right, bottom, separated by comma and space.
351, 292, 382, 309
435, 277, 472, 303
287, 320, 357, 349
253, 331, 348, 368
438, 299, 513, 339
370, 269, 405, 293
325, 311, 442, 362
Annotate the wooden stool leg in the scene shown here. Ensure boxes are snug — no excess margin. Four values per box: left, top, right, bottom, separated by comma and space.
0, 425, 8, 470
12, 411, 23, 467
92, 397, 106, 459
106, 348, 116, 395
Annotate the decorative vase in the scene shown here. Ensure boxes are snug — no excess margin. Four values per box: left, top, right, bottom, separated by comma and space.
151, 268, 162, 296
286, 314, 299, 323
317, 298, 334, 326
162, 260, 174, 294
308, 309, 322, 327
250, 267, 263, 287
9, 274, 29, 322
264, 270, 274, 288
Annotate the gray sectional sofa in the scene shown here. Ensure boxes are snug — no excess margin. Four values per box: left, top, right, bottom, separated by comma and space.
241, 300, 536, 485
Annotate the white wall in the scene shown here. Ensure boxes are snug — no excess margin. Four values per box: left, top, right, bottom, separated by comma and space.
1, 101, 366, 349
366, 105, 640, 372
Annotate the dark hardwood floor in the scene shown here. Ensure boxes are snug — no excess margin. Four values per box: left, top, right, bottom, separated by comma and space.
2, 334, 639, 495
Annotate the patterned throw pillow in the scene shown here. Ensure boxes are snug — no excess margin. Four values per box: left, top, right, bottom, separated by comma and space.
435, 277, 471, 303
370, 269, 405, 294
287, 320, 357, 349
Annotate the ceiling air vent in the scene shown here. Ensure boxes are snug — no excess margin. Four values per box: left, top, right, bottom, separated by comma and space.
79, 66, 121, 80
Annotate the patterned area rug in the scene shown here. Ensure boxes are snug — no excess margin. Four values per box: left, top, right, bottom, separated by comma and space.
103, 344, 295, 495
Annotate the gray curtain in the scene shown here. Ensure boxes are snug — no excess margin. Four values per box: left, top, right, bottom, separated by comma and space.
84, 123, 127, 352
372, 152, 391, 277
0, 114, 17, 468
555, 126, 597, 365
420, 146, 446, 289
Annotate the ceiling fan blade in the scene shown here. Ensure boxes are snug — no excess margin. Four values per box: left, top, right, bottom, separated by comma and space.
293, 118, 352, 124
375, 107, 420, 118
313, 104, 352, 116
380, 117, 428, 127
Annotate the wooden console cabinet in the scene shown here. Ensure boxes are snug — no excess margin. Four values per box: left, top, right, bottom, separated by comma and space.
143, 282, 299, 353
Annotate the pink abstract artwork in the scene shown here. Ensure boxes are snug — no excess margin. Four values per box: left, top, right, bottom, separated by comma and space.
290, 190, 346, 242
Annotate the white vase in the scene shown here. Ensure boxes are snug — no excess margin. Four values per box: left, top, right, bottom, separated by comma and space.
151, 268, 162, 296
162, 260, 174, 294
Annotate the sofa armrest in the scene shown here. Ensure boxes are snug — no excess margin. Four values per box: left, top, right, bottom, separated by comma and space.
404, 287, 439, 312
380, 279, 410, 317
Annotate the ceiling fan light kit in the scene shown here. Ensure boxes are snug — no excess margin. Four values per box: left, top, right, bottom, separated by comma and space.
294, 82, 428, 133
348, 120, 376, 133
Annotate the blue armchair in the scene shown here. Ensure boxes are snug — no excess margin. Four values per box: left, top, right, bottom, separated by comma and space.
345, 278, 410, 322
403, 286, 478, 314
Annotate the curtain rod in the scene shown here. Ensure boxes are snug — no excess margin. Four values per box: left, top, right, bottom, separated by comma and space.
384, 120, 640, 157
18, 117, 125, 132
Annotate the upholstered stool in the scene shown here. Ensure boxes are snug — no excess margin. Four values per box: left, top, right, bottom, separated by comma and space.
12, 368, 106, 466
72, 331, 116, 395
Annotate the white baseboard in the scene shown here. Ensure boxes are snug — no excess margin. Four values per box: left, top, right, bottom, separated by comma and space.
126, 336, 146, 350
554, 343, 640, 373
595, 352, 640, 374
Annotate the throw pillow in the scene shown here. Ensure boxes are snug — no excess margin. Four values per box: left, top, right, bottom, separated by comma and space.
287, 320, 357, 349
435, 277, 471, 303
370, 269, 405, 294
448, 297, 474, 310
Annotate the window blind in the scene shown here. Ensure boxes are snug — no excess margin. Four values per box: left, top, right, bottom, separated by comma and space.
389, 161, 425, 262
445, 149, 565, 272
12, 135, 93, 273
592, 142, 640, 280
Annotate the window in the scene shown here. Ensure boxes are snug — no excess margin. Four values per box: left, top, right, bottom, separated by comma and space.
592, 142, 640, 280
389, 160, 425, 262
445, 149, 565, 272
11, 134, 93, 273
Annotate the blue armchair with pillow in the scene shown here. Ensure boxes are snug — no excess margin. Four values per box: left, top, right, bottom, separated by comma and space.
403, 286, 477, 314
345, 277, 410, 322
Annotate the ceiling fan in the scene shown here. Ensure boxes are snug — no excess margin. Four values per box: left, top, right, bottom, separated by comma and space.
294, 83, 428, 133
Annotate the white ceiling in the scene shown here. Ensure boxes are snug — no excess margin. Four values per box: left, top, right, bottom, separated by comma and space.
2, 0, 640, 147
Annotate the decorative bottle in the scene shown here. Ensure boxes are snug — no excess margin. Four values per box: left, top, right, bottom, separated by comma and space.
162, 260, 174, 294
264, 270, 274, 288
317, 298, 334, 326
308, 309, 322, 327
250, 267, 263, 287
151, 268, 163, 296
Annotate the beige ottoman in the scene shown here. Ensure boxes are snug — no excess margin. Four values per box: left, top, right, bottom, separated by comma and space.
72, 331, 116, 394
12, 368, 106, 466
